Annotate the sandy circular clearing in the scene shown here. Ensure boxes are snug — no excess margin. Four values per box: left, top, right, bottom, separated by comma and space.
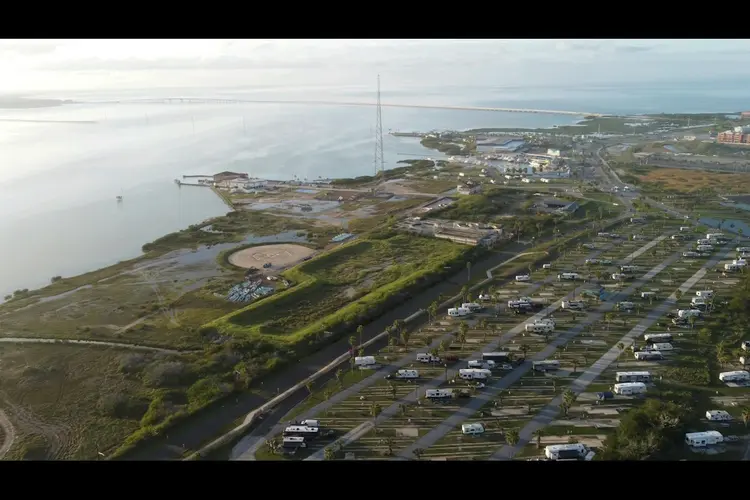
228, 244, 315, 270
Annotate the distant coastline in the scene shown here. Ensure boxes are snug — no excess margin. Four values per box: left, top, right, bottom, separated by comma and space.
0, 96, 72, 109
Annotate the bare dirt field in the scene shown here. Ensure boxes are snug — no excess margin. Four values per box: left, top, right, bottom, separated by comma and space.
228, 244, 316, 270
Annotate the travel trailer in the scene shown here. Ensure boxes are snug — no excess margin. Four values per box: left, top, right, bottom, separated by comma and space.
635, 351, 663, 361
618, 301, 635, 311
461, 423, 485, 436
542, 263, 552, 269
706, 233, 724, 240
461, 302, 482, 312
644, 333, 672, 344
459, 368, 491, 380
532, 360, 560, 372
562, 300, 585, 310
641, 291, 656, 299
448, 307, 470, 317
724, 263, 741, 272
685, 431, 723, 447
558, 272, 579, 281
525, 322, 554, 333
697, 239, 712, 246
283, 426, 320, 438
354, 356, 377, 367
620, 265, 638, 273
737, 247, 750, 253
394, 370, 419, 380
679, 226, 691, 232
416, 353, 441, 364
597, 232, 610, 238
544, 443, 595, 461
734, 259, 748, 267
695, 290, 714, 299
613, 382, 647, 395
516, 274, 531, 282
705, 410, 732, 422
677, 309, 702, 319
299, 419, 319, 428
719, 370, 750, 383
648, 342, 673, 352
697, 245, 713, 252
683, 251, 700, 258
282, 436, 308, 449
742, 341, 749, 351
615, 371, 651, 383
691, 297, 706, 307
468, 359, 496, 370
482, 352, 510, 363
425, 389, 453, 400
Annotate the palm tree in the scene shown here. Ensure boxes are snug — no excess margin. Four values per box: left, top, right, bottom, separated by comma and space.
305, 382, 313, 395
324, 447, 336, 460
562, 389, 576, 416
370, 402, 382, 429
460, 285, 469, 303
412, 448, 424, 460
349, 335, 357, 350
572, 359, 578, 373
604, 312, 613, 330
357, 325, 364, 348
388, 383, 397, 400
323, 389, 331, 401
742, 408, 750, 428
532, 429, 545, 449
616, 342, 626, 367
392, 320, 404, 340
265, 438, 279, 455
505, 428, 520, 446
380, 437, 395, 456
458, 322, 468, 351
335, 368, 343, 385
520, 344, 529, 360
388, 337, 397, 353
428, 301, 439, 324
401, 328, 411, 346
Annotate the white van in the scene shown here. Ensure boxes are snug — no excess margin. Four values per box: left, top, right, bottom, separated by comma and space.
354, 356, 377, 367
641, 291, 656, 299
695, 290, 714, 299
395, 369, 419, 380
516, 274, 531, 282
461, 423, 485, 436
416, 353, 440, 364
558, 272, 579, 281
461, 302, 482, 312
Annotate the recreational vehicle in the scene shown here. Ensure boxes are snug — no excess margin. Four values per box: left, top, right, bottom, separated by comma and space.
724, 263, 741, 272
620, 265, 638, 273
354, 356, 377, 367
459, 368, 491, 380
597, 232, 610, 238
677, 309, 702, 319
630, 217, 646, 223
544, 443, 595, 461
468, 359, 496, 370
649, 342, 673, 352
615, 371, 651, 383
634, 351, 663, 361
461, 302, 482, 312
394, 369, 419, 380
697, 245, 713, 252
719, 370, 750, 383
283, 426, 320, 438
618, 301, 635, 311
425, 389, 453, 400
482, 352, 510, 363
416, 353, 441, 364
558, 272, 579, 281
542, 263, 552, 269
525, 322, 554, 333
705, 410, 732, 422
282, 436, 307, 449
691, 297, 706, 307
734, 259, 748, 267
461, 423, 485, 436
585, 258, 600, 265
516, 274, 531, 282
697, 239, 712, 246
448, 307, 470, 317
532, 360, 560, 372
706, 233, 724, 240
679, 226, 690, 232
641, 291, 656, 299
299, 419, 319, 428
644, 333, 673, 344
685, 431, 723, 447
562, 300, 585, 310
613, 382, 647, 395
742, 341, 749, 351
737, 247, 750, 253
695, 290, 714, 299
684, 251, 700, 258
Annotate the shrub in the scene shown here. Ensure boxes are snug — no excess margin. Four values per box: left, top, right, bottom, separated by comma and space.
143, 361, 192, 388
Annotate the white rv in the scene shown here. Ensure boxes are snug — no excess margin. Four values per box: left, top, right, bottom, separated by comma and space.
354, 356, 377, 367
695, 290, 714, 299
283, 426, 320, 437
299, 419, 319, 428
532, 360, 560, 372
425, 389, 453, 400
395, 369, 419, 380
618, 301, 635, 311
677, 309, 702, 319
706, 233, 724, 240
461, 423, 485, 436
448, 307, 470, 317
644, 333, 673, 344
597, 232, 610, 238
468, 359, 496, 370
719, 370, 750, 383
697, 245, 713, 252
416, 353, 441, 364
615, 371, 651, 383
562, 300, 585, 310
459, 368, 491, 380
544, 443, 595, 461
282, 436, 308, 449
613, 382, 647, 395
641, 291, 656, 299
724, 263, 741, 272
620, 265, 638, 273
461, 302, 482, 312
558, 272, 579, 281
525, 322, 554, 333
697, 239, 712, 245
734, 259, 748, 267
691, 297, 706, 306
705, 410, 732, 422
516, 274, 531, 282
635, 351, 663, 361
742, 341, 750, 351
685, 431, 723, 447
649, 342, 673, 352
737, 246, 750, 253
542, 263, 552, 269
684, 251, 700, 258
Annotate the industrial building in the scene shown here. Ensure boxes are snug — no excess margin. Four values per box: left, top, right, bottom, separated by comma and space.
434, 225, 502, 247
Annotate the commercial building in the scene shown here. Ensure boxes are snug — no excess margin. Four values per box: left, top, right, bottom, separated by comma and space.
717, 127, 750, 145
434, 226, 502, 247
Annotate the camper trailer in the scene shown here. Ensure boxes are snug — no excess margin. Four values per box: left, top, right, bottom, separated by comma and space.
683, 251, 700, 258
562, 300, 585, 310
734, 259, 748, 267
649, 342, 674, 352
620, 265, 638, 273
448, 307, 470, 317
706, 410, 732, 422
706, 233, 724, 240
542, 263, 552, 269
742, 341, 749, 351
719, 370, 750, 383
459, 368, 491, 380
697, 245, 713, 252
558, 272, 580, 281
641, 291, 656, 299
544, 443, 594, 461
283, 426, 320, 438
416, 353, 441, 364
685, 431, 723, 447
697, 239, 712, 246
635, 351, 663, 361
461, 423, 485, 436
468, 359, 496, 370
724, 263, 741, 272
613, 382, 647, 395
737, 247, 750, 253
615, 371, 651, 383
394, 369, 419, 380
299, 419, 319, 428
532, 360, 560, 372
516, 274, 531, 282
677, 309, 702, 319
644, 333, 673, 344
282, 436, 308, 449
691, 297, 706, 306
695, 290, 714, 299
482, 352, 510, 363
425, 389, 453, 400
461, 302, 482, 312
630, 217, 647, 223
679, 226, 691, 232
354, 356, 377, 367
618, 301, 635, 311
525, 322, 554, 333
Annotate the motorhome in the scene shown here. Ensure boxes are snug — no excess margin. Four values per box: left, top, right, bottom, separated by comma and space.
283, 426, 320, 438
649, 342, 674, 352
282, 436, 308, 449
468, 359, 496, 370
461, 423, 485, 436
354, 356, 377, 367
719, 370, 750, 383
697, 239, 712, 245
562, 300, 585, 310
447, 307, 470, 317
641, 291, 656, 299
697, 245, 713, 252
613, 382, 647, 395
737, 247, 750, 253
695, 290, 714, 299
525, 322, 554, 333
425, 389, 453, 400
706, 233, 725, 240
620, 265, 638, 273
516, 274, 531, 282
618, 301, 635, 311
705, 410, 732, 422
299, 419, 319, 428
677, 309, 702, 319
395, 369, 419, 380
532, 360, 560, 372
685, 431, 723, 447
635, 351, 663, 361
542, 263, 552, 269
691, 297, 706, 307
644, 333, 672, 344
615, 371, 651, 383
461, 302, 482, 312
416, 353, 440, 364
679, 226, 691, 232
558, 272, 579, 281
544, 443, 595, 461
683, 251, 700, 258
482, 352, 510, 363
459, 368, 491, 380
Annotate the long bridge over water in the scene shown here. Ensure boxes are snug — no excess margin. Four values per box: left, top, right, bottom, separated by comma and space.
82, 97, 605, 118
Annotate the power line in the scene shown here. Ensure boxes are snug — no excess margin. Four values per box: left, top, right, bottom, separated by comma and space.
374, 75, 385, 175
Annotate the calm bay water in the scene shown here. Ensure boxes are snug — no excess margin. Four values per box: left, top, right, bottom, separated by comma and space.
1, 78, 750, 297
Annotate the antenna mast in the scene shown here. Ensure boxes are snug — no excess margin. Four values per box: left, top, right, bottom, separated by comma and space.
374, 75, 385, 175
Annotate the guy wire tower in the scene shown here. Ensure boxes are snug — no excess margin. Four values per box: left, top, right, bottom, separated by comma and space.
374, 74, 385, 175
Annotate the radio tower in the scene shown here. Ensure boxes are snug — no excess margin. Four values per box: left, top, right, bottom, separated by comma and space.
374, 75, 385, 175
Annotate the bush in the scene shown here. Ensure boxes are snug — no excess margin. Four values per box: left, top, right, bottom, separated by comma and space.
143, 361, 193, 388
118, 354, 148, 375
98, 393, 149, 419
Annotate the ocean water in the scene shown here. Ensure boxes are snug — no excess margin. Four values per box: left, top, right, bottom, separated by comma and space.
2, 75, 750, 296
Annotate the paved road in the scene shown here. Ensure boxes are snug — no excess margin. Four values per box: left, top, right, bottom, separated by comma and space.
303, 235, 673, 461
395, 238, 690, 459
232, 244, 616, 460
0, 337, 192, 355
489, 243, 735, 460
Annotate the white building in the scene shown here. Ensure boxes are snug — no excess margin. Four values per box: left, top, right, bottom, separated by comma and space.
685, 431, 723, 447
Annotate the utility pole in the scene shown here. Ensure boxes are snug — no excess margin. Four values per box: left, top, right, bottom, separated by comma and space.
374, 75, 385, 176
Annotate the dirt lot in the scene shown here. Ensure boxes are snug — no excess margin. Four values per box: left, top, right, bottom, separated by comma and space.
228, 244, 316, 270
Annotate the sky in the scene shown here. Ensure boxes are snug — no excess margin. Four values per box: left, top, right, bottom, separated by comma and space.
2, 39, 750, 94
